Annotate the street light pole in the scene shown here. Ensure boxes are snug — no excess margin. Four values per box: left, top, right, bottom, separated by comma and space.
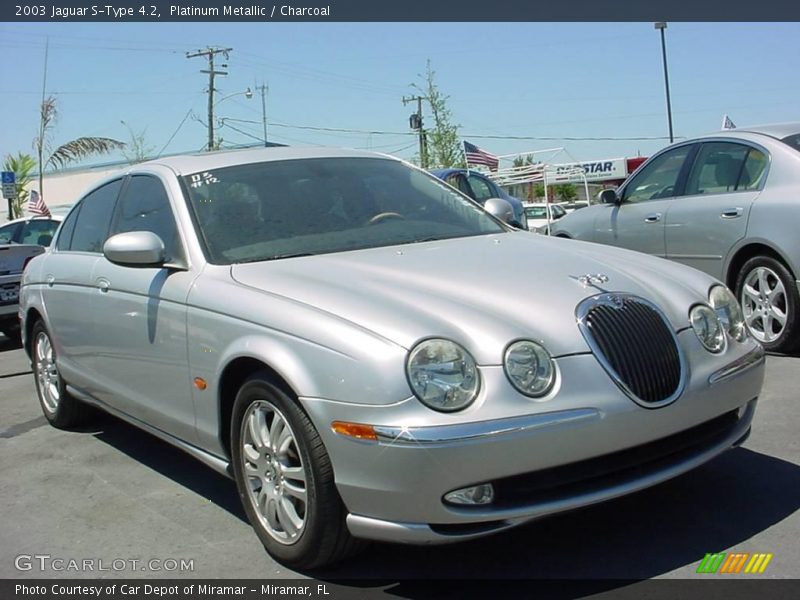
212, 88, 253, 148
654, 22, 674, 143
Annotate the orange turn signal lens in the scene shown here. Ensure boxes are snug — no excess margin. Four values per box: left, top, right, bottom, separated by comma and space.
193, 377, 208, 390
331, 421, 378, 441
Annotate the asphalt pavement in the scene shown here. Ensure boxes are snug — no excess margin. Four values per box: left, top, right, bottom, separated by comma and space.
0, 333, 798, 583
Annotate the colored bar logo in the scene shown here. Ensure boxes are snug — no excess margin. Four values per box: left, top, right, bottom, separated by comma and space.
696, 552, 773, 574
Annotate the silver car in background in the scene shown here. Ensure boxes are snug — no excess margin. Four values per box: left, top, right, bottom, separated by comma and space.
21, 147, 764, 568
551, 123, 800, 353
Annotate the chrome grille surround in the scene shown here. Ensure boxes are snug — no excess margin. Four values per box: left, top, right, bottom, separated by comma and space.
576, 293, 687, 408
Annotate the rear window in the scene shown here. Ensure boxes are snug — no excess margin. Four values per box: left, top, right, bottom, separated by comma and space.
781, 133, 800, 152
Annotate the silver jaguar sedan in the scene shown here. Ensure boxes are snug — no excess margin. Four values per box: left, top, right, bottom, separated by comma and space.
551, 123, 800, 354
20, 147, 765, 569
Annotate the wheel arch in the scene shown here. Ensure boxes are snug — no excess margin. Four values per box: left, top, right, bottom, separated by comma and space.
23, 307, 44, 359
217, 356, 299, 460
725, 242, 796, 291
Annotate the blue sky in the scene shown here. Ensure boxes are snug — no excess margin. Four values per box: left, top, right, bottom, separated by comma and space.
1, 22, 799, 169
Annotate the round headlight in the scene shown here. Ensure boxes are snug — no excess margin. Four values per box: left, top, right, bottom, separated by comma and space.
690, 304, 725, 353
709, 285, 747, 342
503, 340, 555, 397
406, 339, 479, 412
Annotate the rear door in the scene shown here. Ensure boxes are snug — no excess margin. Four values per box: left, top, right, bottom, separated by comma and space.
594, 144, 696, 257
40, 179, 123, 390
665, 141, 767, 279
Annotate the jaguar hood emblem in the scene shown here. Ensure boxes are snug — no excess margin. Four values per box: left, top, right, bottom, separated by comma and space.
572, 273, 610, 289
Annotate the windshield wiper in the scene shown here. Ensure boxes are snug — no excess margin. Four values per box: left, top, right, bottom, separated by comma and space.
257, 252, 316, 263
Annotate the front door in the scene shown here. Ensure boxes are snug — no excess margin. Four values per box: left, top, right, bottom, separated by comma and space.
88, 175, 197, 443
594, 144, 695, 258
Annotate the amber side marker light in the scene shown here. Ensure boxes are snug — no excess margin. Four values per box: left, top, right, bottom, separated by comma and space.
331, 421, 378, 441
193, 377, 208, 390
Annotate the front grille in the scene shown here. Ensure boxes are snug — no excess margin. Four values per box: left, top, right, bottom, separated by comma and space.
578, 294, 683, 406
491, 409, 743, 508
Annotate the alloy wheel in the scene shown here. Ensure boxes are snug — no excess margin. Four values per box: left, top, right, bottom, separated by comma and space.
240, 400, 308, 545
34, 331, 61, 413
741, 265, 788, 344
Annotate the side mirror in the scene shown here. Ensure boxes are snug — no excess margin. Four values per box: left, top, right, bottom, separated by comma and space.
484, 197, 515, 225
598, 189, 620, 205
104, 231, 166, 267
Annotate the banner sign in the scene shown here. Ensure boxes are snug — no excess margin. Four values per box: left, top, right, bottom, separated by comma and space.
553, 158, 628, 183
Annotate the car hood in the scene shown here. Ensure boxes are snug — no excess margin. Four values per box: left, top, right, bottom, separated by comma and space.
230, 232, 714, 363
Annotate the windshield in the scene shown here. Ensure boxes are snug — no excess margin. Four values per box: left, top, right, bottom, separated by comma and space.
183, 157, 505, 264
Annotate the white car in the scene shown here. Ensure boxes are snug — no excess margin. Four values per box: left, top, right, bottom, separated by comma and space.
0, 214, 64, 247
523, 202, 567, 234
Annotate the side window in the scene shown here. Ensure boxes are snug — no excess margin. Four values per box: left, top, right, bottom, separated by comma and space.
739, 148, 768, 191
685, 142, 755, 196
0, 221, 22, 244
445, 174, 474, 198
622, 145, 693, 203
55, 207, 80, 251
111, 175, 181, 261
466, 175, 496, 202
69, 179, 123, 253
20, 219, 59, 246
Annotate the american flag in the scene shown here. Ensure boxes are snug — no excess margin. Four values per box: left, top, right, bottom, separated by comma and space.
721, 115, 736, 130
463, 141, 499, 171
28, 190, 51, 217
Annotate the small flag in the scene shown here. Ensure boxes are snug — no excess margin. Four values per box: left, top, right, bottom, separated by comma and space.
28, 190, 51, 217
463, 141, 499, 171
722, 115, 736, 130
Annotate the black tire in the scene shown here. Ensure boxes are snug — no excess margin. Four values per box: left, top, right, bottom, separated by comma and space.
735, 255, 800, 353
0, 321, 22, 344
31, 320, 92, 428
230, 373, 364, 569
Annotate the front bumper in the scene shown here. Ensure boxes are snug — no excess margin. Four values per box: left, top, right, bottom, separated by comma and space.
300, 336, 764, 544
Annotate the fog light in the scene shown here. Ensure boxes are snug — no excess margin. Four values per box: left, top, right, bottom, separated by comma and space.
444, 483, 495, 505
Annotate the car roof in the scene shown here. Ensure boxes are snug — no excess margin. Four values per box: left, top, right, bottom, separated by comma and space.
1, 213, 64, 226
141, 146, 398, 176
716, 122, 800, 141
430, 168, 491, 178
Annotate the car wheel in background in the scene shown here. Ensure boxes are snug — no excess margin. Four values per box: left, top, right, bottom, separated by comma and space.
0, 322, 22, 344
230, 373, 363, 569
31, 320, 92, 428
735, 256, 800, 353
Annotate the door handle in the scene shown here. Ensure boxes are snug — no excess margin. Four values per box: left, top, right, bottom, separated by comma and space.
644, 213, 662, 223
96, 278, 110, 293
721, 207, 743, 219
46, 275, 55, 287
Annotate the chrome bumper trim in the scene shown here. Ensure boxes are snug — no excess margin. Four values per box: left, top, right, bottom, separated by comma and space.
346, 400, 757, 544
709, 345, 765, 385
371, 408, 600, 446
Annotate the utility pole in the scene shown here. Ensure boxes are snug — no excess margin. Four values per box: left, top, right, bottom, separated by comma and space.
186, 46, 232, 151
403, 95, 429, 168
256, 83, 269, 146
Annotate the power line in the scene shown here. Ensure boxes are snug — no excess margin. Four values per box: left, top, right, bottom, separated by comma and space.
156, 109, 194, 158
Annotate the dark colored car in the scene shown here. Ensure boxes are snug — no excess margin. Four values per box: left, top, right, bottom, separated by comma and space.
431, 168, 528, 230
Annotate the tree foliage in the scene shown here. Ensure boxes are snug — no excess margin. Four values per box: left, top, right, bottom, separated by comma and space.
33, 96, 125, 198
120, 121, 156, 164
554, 183, 578, 202
412, 61, 464, 169
3, 153, 36, 219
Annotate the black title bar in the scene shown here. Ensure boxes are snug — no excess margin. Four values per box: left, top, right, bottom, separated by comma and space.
2, 0, 800, 22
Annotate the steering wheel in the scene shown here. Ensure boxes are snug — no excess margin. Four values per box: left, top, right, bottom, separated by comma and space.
367, 211, 406, 225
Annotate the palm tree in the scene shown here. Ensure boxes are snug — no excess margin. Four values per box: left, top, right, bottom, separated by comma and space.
34, 96, 125, 200
2, 153, 36, 219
